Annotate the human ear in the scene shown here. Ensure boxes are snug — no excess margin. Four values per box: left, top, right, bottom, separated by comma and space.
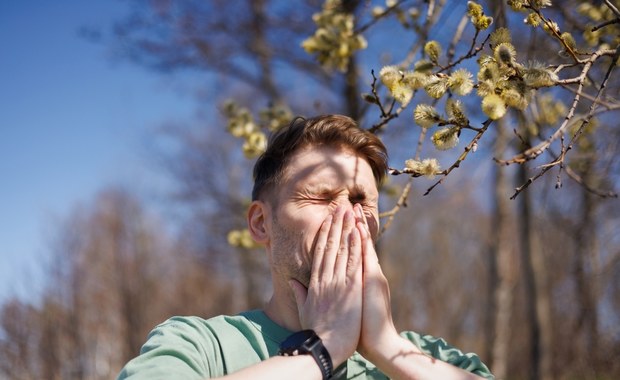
247, 200, 270, 244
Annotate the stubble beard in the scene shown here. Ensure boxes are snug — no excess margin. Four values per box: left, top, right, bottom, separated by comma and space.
270, 215, 312, 288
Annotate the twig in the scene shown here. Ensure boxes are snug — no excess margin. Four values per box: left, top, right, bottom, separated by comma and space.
564, 45, 619, 158
497, 48, 614, 165
603, 0, 620, 18
423, 118, 493, 195
355, 0, 409, 34
509, 163, 553, 200
370, 69, 389, 117
524, 6, 580, 62
509, 46, 620, 198
378, 179, 413, 237
591, 18, 620, 32
564, 165, 618, 198
439, 32, 489, 73
558, 83, 620, 110
445, 14, 469, 66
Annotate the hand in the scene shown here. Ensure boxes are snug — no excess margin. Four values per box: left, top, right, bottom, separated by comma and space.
354, 204, 401, 362
289, 206, 363, 366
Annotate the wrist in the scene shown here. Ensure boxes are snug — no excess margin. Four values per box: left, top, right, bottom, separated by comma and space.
279, 330, 334, 380
359, 331, 412, 364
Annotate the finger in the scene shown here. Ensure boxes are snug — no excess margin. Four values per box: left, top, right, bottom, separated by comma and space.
346, 226, 363, 282
357, 220, 379, 274
335, 209, 356, 277
320, 206, 345, 282
310, 213, 333, 286
356, 203, 371, 235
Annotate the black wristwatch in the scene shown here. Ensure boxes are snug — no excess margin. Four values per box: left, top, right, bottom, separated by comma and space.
278, 330, 334, 379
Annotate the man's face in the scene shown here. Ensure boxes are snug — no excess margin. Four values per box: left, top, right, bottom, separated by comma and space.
265, 145, 379, 287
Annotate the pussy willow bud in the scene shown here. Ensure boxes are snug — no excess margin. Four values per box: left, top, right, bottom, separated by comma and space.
405, 158, 441, 179
424, 75, 449, 98
414, 104, 441, 129
490, 27, 512, 46
446, 99, 469, 126
379, 65, 402, 88
523, 62, 558, 88
391, 82, 414, 106
424, 40, 442, 63
482, 94, 507, 120
494, 43, 517, 66
432, 127, 460, 150
448, 69, 474, 96
403, 71, 428, 89
524, 12, 542, 27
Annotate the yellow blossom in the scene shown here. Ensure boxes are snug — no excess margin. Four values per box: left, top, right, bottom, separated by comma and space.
524, 12, 542, 27
494, 43, 517, 66
432, 127, 460, 150
391, 82, 414, 106
243, 131, 267, 158
404, 158, 441, 179
379, 65, 403, 89
482, 94, 507, 120
490, 27, 512, 46
424, 40, 442, 63
414, 104, 440, 128
446, 99, 469, 126
448, 69, 474, 95
403, 70, 428, 89
424, 75, 449, 98
523, 62, 558, 88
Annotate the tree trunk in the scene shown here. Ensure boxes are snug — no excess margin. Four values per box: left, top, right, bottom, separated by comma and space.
487, 119, 515, 378
518, 163, 553, 380
573, 160, 600, 368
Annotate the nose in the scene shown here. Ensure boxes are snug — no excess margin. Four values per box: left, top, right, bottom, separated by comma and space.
336, 197, 355, 210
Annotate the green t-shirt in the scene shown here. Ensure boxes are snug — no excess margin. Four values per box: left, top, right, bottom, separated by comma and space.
117, 310, 494, 379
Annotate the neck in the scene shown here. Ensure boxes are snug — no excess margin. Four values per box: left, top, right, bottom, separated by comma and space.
263, 278, 302, 332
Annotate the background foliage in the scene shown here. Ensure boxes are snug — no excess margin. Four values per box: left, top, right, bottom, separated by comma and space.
1, 1, 619, 379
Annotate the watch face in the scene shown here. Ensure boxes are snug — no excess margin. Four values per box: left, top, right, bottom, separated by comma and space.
280, 330, 316, 351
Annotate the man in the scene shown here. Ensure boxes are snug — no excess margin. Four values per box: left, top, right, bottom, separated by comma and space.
118, 115, 494, 379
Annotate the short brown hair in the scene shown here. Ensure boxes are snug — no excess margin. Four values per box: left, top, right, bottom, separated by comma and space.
252, 114, 388, 201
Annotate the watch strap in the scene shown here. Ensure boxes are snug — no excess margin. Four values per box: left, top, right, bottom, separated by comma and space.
278, 330, 334, 379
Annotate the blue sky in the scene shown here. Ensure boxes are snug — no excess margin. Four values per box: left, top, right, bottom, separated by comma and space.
0, 1, 196, 303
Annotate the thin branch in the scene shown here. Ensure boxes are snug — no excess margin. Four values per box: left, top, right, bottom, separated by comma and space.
355, 0, 409, 34
497, 48, 614, 165
509, 163, 553, 199
509, 46, 620, 198
439, 32, 489, 73
423, 119, 493, 195
558, 83, 620, 110
378, 179, 413, 237
524, 6, 580, 62
564, 165, 618, 198
591, 18, 620, 32
603, 0, 620, 18
370, 69, 389, 117
445, 14, 469, 66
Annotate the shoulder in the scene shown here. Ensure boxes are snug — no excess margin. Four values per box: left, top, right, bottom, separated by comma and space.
118, 313, 280, 379
400, 331, 495, 379
118, 314, 261, 380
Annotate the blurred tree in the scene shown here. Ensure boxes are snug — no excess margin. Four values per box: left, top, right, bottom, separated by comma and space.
1, 1, 619, 379
110, 1, 620, 379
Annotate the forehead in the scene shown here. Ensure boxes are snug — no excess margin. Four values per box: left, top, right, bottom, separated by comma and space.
281, 145, 378, 193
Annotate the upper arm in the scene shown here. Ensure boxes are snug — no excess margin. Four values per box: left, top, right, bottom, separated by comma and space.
117, 317, 219, 380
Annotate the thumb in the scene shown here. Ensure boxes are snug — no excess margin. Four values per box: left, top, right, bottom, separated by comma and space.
288, 279, 308, 311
